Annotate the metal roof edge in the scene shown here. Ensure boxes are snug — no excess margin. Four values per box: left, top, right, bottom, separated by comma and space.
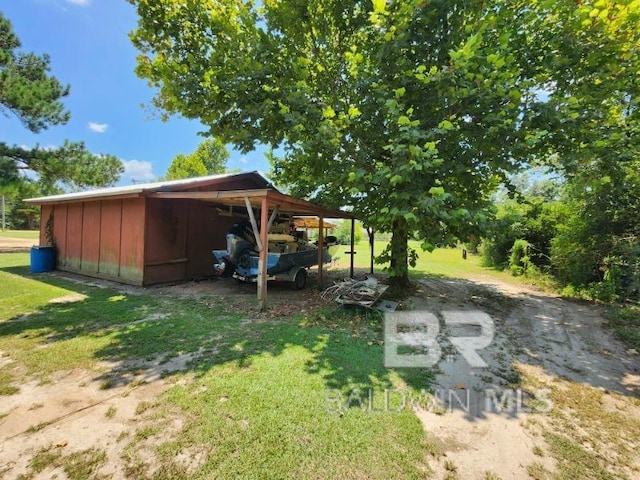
25, 171, 272, 205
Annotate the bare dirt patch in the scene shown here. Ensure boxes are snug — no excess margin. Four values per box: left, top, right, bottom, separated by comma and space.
410, 275, 640, 479
54, 266, 365, 319
0, 351, 201, 479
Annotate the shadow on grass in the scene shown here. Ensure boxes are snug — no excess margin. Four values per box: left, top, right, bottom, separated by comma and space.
3, 260, 637, 404
3, 257, 639, 479
0, 262, 434, 397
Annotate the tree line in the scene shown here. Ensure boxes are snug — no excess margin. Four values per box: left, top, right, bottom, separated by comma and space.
483, 165, 639, 301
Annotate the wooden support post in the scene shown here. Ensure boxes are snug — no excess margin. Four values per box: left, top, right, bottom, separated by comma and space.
350, 218, 355, 279
258, 196, 269, 311
317, 215, 324, 290
267, 207, 279, 233
370, 228, 375, 274
244, 197, 262, 252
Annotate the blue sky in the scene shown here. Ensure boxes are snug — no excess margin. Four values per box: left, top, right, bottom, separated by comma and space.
1, 0, 270, 186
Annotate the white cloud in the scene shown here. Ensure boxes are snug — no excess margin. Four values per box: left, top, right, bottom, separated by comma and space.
66, 0, 90, 6
88, 122, 108, 133
121, 159, 155, 183
238, 156, 249, 164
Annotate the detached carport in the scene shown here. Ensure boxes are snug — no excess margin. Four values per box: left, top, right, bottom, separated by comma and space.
151, 188, 356, 311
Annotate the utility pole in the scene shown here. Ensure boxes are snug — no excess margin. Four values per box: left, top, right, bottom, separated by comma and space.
1, 195, 5, 231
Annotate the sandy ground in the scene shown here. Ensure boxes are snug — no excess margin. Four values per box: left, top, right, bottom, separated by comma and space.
1, 269, 639, 479
0, 237, 36, 253
411, 275, 640, 479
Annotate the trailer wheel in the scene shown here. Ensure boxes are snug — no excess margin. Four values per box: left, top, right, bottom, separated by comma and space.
293, 268, 307, 290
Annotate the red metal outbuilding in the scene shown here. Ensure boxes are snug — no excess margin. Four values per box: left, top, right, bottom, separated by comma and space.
26, 172, 356, 300
26, 172, 275, 286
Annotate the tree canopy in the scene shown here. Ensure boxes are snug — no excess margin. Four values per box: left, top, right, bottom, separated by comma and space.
165, 137, 229, 180
0, 11, 122, 196
0, 141, 123, 191
130, 0, 639, 285
0, 12, 70, 132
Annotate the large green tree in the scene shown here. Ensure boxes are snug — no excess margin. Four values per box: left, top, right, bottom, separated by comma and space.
0, 11, 122, 191
130, 0, 637, 285
0, 11, 69, 132
518, 1, 639, 298
166, 137, 229, 180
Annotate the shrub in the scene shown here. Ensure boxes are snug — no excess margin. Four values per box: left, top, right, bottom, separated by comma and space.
334, 220, 364, 244
509, 239, 532, 276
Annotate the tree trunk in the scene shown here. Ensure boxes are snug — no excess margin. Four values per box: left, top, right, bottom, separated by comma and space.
389, 217, 410, 287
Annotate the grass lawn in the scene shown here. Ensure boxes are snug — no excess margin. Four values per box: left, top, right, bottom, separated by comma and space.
0, 229, 39, 239
0, 252, 438, 478
341, 239, 522, 285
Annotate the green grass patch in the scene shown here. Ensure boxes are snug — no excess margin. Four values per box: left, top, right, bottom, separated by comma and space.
344, 240, 530, 287
121, 305, 437, 478
526, 461, 552, 480
63, 448, 108, 480
28, 446, 63, 475
0, 253, 246, 384
22, 446, 109, 480
26, 421, 48, 433
0, 230, 39, 239
0, 253, 71, 321
544, 432, 618, 480
2, 252, 437, 477
603, 304, 640, 351
128, 321, 434, 479
0, 367, 20, 395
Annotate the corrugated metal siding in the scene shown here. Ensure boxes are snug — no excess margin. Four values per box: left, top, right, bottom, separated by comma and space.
26, 171, 272, 204
81, 201, 101, 273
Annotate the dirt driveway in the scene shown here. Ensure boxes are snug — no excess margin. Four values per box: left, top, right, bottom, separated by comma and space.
411, 275, 640, 479
1, 270, 639, 479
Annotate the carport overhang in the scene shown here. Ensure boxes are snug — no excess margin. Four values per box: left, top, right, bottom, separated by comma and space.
150, 188, 357, 311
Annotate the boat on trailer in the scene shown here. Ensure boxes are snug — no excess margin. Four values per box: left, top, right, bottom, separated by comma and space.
212, 219, 337, 289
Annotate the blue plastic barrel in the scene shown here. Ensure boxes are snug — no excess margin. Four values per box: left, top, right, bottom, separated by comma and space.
30, 246, 55, 273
